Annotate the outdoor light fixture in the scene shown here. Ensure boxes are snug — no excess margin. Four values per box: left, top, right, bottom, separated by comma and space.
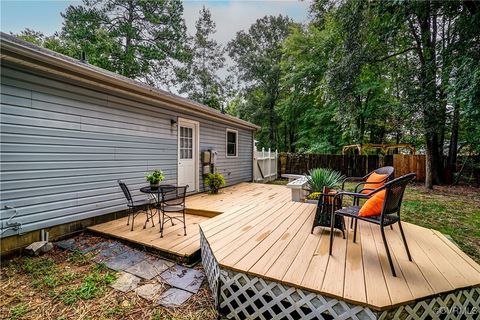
170, 119, 177, 126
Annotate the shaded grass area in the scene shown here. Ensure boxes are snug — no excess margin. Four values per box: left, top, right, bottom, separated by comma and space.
400, 184, 480, 264
0, 236, 217, 320
268, 179, 480, 263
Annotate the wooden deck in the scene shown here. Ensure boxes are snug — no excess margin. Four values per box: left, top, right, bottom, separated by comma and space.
88, 182, 480, 311
87, 183, 291, 262
199, 184, 480, 310
88, 213, 209, 262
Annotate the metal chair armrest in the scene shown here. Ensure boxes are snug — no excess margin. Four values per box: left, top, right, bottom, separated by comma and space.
342, 177, 365, 190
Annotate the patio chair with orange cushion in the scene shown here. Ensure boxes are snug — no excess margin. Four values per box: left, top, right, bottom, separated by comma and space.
341, 166, 394, 195
342, 166, 394, 228
330, 173, 416, 277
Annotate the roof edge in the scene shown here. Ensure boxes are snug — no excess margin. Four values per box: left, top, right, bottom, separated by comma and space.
0, 32, 259, 131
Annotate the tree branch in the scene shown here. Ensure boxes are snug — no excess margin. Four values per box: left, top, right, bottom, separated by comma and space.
370, 46, 416, 63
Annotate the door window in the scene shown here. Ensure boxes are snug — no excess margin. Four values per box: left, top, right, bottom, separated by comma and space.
180, 126, 193, 159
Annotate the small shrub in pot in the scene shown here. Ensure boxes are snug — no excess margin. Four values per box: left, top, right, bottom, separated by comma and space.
145, 169, 165, 189
204, 172, 225, 194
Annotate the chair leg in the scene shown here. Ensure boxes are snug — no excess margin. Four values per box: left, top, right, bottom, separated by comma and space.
160, 210, 164, 238
131, 209, 135, 231
150, 206, 155, 227
329, 214, 335, 255
183, 210, 186, 236
353, 219, 358, 243
398, 220, 412, 261
127, 207, 131, 226
381, 226, 396, 277
143, 206, 148, 229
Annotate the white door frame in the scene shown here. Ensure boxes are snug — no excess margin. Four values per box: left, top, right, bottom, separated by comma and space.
177, 117, 200, 192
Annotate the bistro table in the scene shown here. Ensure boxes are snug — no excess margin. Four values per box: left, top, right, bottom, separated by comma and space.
140, 184, 176, 208
310, 192, 345, 238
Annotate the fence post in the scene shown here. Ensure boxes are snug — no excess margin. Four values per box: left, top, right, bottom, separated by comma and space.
275, 149, 278, 179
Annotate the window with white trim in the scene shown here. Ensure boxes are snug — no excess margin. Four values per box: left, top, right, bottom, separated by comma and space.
226, 129, 238, 157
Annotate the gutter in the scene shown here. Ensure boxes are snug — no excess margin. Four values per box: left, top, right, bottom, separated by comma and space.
0, 33, 260, 131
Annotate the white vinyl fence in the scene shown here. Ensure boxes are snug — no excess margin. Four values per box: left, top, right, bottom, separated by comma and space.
253, 147, 278, 182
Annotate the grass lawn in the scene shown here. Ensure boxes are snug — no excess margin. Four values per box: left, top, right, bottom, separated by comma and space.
400, 184, 480, 264
270, 179, 480, 263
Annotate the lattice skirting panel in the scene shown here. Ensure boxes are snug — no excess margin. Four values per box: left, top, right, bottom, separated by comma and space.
200, 229, 480, 320
218, 269, 378, 320
200, 228, 220, 305
378, 287, 480, 320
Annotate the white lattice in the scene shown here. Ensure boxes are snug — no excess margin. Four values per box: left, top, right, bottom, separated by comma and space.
379, 287, 480, 320
200, 228, 220, 305
218, 269, 377, 320
201, 227, 480, 320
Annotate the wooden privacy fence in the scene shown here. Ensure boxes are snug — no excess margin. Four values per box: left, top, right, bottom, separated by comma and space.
393, 154, 426, 181
254, 148, 278, 182
279, 153, 426, 181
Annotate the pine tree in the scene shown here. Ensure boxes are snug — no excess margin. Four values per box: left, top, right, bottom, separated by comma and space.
179, 6, 226, 110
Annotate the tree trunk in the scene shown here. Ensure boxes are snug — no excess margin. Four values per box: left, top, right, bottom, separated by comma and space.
447, 102, 460, 183
268, 98, 276, 148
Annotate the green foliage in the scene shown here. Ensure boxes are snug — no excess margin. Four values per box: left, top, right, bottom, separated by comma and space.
57, 264, 116, 305
228, 15, 295, 149
12, 1, 480, 184
179, 6, 226, 109
67, 250, 92, 265
16, 0, 189, 88
204, 172, 225, 194
9, 303, 28, 320
306, 168, 345, 193
145, 169, 165, 184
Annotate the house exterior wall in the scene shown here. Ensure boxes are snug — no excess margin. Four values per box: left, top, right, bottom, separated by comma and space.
0, 64, 254, 238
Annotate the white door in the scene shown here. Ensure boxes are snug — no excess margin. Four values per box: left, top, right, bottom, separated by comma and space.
178, 119, 198, 192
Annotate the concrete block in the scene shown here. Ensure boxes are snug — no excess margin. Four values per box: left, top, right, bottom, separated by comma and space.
25, 241, 47, 256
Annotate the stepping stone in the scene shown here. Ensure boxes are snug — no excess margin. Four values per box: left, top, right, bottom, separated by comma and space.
126, 258, 174, 280
55, 239, 81, 251
110, 272, 141, 292
105, 250, 146, 271
135, 283, 164, 301
157, 288, 192, 307
160, 265, 204, 294
79, 241, 112, 254
93, 242, 129, 262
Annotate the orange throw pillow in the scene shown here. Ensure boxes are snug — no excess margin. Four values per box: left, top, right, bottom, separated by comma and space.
359, 190, 386, 217
361, 172, 387, 194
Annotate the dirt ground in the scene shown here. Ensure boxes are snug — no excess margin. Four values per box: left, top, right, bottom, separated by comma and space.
0, 234, 217, 320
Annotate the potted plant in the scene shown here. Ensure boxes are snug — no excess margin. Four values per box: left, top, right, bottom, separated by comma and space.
145, 169, 165, 189
204, 172, 225, 194
306, 168, 345, 204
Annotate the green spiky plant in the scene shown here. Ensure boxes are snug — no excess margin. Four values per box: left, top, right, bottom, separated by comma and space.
306, 168, 345, 193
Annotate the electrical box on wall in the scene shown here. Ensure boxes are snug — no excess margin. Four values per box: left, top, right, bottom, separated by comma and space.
210, 150, 217, 164
202, 150, 211, 165
202, 165, 211, 175
202, 149, 218, 175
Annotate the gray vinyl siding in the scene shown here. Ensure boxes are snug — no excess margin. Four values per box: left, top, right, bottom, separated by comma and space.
0, 64, 253, 237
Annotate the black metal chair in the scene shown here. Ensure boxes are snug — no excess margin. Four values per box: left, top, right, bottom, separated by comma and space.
342, 166, 395, 228
159, 185, 188, 238
118, 180, 154, 231
342, 166, 395, 195
330, 173, 416, 277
